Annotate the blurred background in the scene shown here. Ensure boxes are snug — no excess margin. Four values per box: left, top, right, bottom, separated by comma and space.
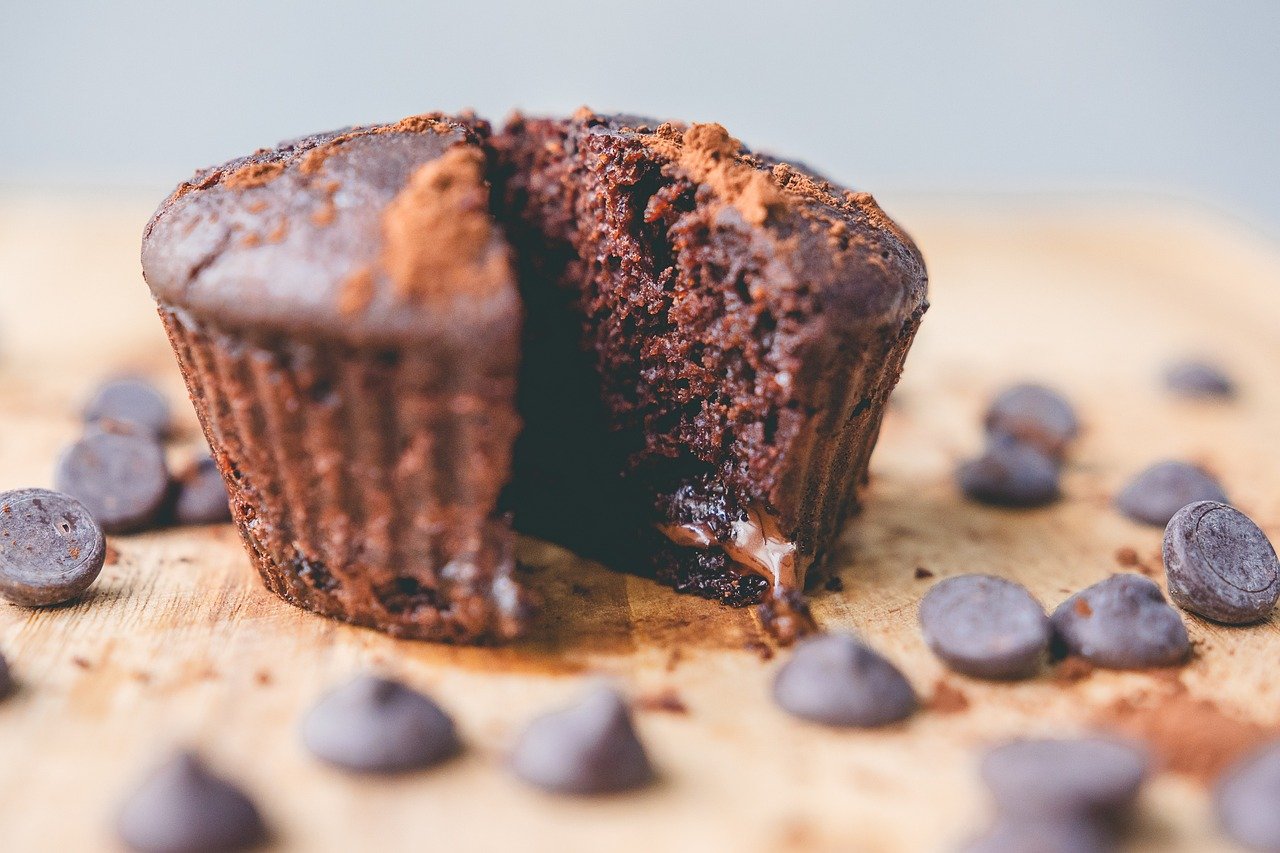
2, 0, 1279, 234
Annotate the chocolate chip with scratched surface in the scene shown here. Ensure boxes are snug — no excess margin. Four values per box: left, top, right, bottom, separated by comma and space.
919, 574, 1050, 680
117, 750, 268, 852
510, 685, 655, 795
957, 440, 1061, 508
54, 431, 170, 534
772, 632, 916, 727
0, 488, 106, 606
1163, 501, 1280, 625
1215, 740, 1280, 852
984, 383, 1079, 459
1163, 359, 1236, 400
1050, 574, 1189, 669
173, 456, 232, 526
981, 737, 1150, 822
83, 376, 172, 438
300, 674, 459, 773
1114, 460, 1228, 527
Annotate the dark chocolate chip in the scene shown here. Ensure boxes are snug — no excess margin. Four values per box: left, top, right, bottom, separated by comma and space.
83, 377, 172, 438
1050, 574, 1189, 669
510, 684, 654, 795
957, 440, 1061, 508
1114, 460, 1228, 528
0, 488, 106, 606
300, 674, 459, 773
772, 632, 916, 727
1163, 360, 1235, 400
117, 750, 268, 852
984, 384, 1079, 459
173, 457, 232, 526
1215, 740, 1280, 852
54, 431, 169, 534
1163, 501, 1280, 625
961, 816, 1115, 853
981, 737, 1150, 822
919, 574, 1050, 680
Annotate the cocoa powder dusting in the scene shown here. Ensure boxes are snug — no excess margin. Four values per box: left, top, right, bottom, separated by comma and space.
310, 197, 336, 227
222, 160, 286, 190
1095, 675, 1277, 784
379, 146, 510, 300
338, 267, 375, 316
647, 123, 786, 226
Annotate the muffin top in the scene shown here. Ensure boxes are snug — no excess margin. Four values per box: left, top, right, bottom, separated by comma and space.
141, 114, 518, 346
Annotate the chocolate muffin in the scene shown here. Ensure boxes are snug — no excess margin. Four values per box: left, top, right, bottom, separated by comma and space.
142, 115, 532, 642
143, 109, 927, 644
493, 111, 927, 639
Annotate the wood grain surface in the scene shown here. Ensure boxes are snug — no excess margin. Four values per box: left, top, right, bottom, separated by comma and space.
0, 194, 1278, 852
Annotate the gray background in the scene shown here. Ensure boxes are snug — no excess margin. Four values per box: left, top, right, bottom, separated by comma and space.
2, 1, 1278, 231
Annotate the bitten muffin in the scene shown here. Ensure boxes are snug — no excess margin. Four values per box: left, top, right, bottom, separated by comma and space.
144, 108, 928, 644
494, 110, 927, 639
142, 114, 532, 642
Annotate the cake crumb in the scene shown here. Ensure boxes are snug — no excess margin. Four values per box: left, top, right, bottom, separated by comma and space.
1053, 656, 1096, 683
914, 567, 934, 580
71, 656, 92, 670
929, 679, 970, 714
636, 690, 688, 714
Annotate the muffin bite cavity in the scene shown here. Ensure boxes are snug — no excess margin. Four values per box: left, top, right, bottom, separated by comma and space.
494, 111, 927, 639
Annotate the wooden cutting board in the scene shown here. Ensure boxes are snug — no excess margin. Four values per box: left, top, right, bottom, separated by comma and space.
0, 193, 1278, 852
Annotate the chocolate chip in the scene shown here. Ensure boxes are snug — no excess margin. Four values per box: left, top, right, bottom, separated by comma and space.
984, 384, 1079, 459
772, 632, 916, 727
83, 377, 172, 438
509, 684, 654, 795
117, 750, 268, 852
957, 439, 1060, 508
1050, 574, 1189, 669
961, 816, 1114, 853
1115, 460, 1228, 528
1164, 360, 1235, 400
173, 456, 232, 526
981, 737, 1150, 822
1163, 501, 1280, 625
1215, 740, 1280, 852
54, 432, 169, 534
919, 574, 1050, 679
300, 674, 459, 773
0, 488, 106, 606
